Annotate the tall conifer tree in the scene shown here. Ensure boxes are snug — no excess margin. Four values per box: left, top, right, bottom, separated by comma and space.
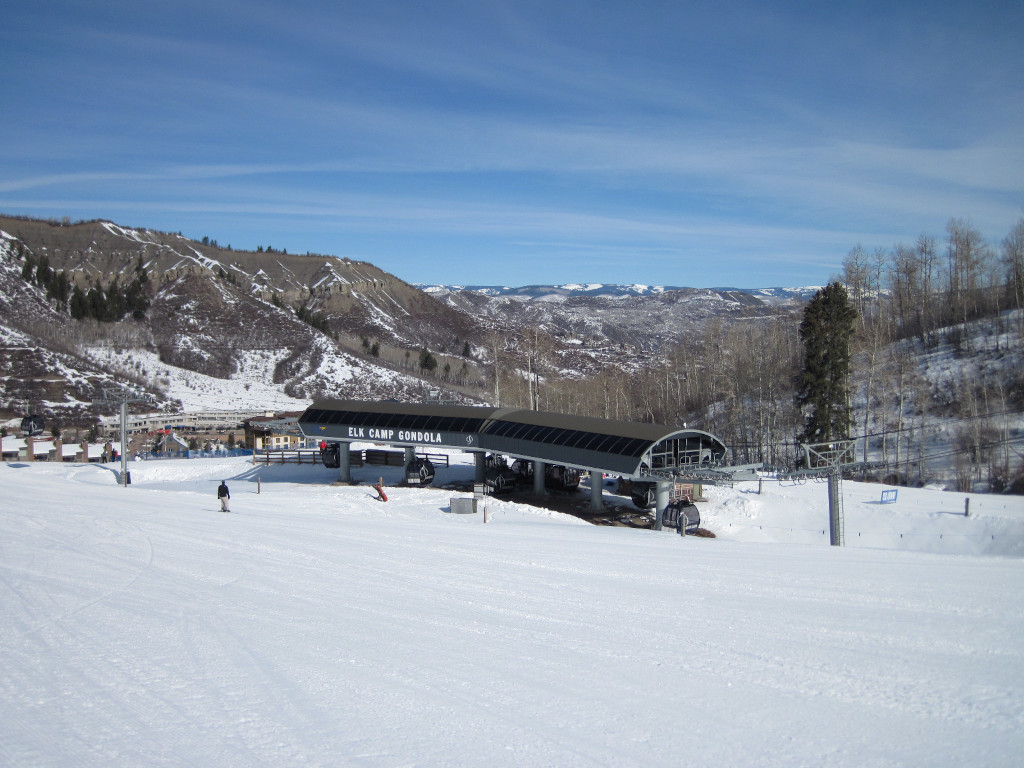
795, 281, 857, 444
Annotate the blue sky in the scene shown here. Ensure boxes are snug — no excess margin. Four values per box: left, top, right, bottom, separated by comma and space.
2, 1, 1021, 288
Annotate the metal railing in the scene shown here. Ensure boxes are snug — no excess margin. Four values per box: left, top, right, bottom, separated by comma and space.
253, 448, 450, 467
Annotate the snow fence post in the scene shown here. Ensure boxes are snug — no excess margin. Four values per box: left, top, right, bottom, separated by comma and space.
964, 497, 970, 517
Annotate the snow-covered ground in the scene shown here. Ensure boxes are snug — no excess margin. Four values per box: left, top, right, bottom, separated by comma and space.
84, 347, 311, 412
2, 453, 1023, 767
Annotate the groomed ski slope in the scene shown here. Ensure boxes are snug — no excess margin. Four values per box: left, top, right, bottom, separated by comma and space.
2, 454, 1023, 767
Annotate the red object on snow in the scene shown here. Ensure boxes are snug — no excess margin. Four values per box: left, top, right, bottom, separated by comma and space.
374, 484, 388, 502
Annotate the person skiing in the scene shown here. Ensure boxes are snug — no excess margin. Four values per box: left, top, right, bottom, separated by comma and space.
217, 480, 230, 512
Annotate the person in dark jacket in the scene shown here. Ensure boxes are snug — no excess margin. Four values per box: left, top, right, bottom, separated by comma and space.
217, 480, 230, 512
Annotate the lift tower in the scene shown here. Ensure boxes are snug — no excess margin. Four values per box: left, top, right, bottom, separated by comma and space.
779, 440, 882, 546
97, 387, 154, 486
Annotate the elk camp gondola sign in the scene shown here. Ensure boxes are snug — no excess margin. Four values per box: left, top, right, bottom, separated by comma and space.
342, 426, 445, 445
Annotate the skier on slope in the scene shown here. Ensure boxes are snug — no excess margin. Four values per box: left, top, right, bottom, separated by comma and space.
217, 480, 230, 512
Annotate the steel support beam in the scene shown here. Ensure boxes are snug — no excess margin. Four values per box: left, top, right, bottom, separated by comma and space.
589, 470, 604, 511
654, 481, 671, 530
337, 441, 351, 483
533, 460, 546, 496
828, 472, 843, 546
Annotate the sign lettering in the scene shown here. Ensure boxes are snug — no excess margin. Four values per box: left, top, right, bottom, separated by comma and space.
345, 426, 444, 445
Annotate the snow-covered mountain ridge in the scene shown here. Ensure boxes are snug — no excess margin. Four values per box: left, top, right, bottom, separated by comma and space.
0, 217, 483, 420
422, 282, 813, 358
421, 282, 820, 302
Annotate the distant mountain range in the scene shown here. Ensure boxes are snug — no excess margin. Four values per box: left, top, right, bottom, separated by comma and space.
420, 283, 821, 302
421, 282, 815, 359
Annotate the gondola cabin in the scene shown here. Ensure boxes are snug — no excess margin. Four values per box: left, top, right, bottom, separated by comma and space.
21, 414, 44, 437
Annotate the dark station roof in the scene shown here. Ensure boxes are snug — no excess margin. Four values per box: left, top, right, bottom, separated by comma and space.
298, 398, 726, 478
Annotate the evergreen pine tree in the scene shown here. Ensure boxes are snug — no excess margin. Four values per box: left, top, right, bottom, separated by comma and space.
86, 287, 106, 320
125, 277, 150, 319
795, 281, 857, 444
106, 276, 126, 321
70, 285, 88, 320
418, 348, 437, 373
35, 256, 52, 288
50, 271, 71, 306
135, 256, 149, 284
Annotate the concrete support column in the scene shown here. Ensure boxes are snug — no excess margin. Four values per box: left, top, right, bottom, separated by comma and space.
654, 481, 671, 531
589, 470, 604, 511
533, 460, 546, 496
474, 452, 486, 483
337, 441, 351, 483
404, 446, 416, 464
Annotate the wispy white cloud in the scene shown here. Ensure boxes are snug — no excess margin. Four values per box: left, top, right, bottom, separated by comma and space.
1, 0, 1021, 286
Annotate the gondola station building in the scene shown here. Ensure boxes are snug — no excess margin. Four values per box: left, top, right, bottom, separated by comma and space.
298, 398, 732, 527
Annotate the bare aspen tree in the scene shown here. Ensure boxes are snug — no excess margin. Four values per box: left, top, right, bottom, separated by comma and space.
994, 378, 1012, 490
889, 243, 917, 336
525, 334, 536, 410
488, 330, 504, 406
843, 245, 871, 328
522, 326, 552, 411
886, 344, 916, 476
848, 248, 892, 463
915, 234, 940, 344
915, 376, 933, 485
945, 218, 990, 336
754, 318, 798, 466
1002, 217, 1024, 338
867, 246, 887, 328
856, 311, 888, 464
